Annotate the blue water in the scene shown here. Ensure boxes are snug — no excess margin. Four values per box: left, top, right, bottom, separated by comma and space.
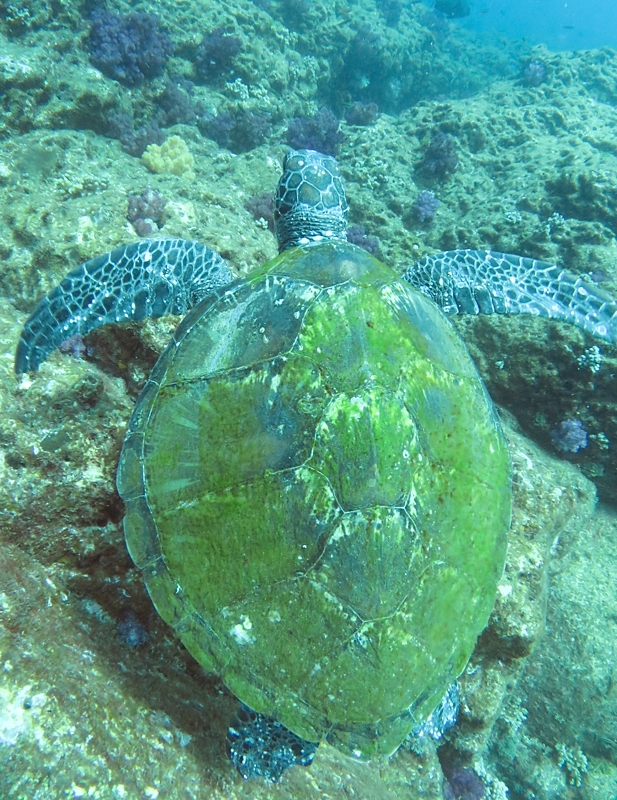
442, 0, 617, 51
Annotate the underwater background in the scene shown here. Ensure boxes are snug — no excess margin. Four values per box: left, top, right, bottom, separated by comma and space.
0, 0, 616, 798
460, 0, 617, 52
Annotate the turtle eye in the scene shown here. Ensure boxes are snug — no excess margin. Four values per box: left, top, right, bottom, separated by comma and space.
283, 189, 298, 206
284, 152, 304, 171
276, 201, 292, 218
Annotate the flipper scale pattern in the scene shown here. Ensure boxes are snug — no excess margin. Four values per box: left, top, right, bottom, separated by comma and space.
404, 249, 617, 343
15, 238, 232, 373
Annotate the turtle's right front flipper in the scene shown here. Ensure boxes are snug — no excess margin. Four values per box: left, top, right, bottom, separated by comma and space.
14, 238, 233, 373
404, 249, 617, 344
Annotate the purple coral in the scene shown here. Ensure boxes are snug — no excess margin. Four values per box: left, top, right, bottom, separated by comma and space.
198, 108, 271, 153
127, 189, 168, 237
107, 112, 167, 157
443, 767, 485, 799
155, 78, 196, 127
88, 9, 173, 86
523, 60, 547, 87
286, 107, 345, 157
347, 225, 382, 258
245, 192, 275, 232
198, 112, 234, 148
414, 190, 440, 223
550, 420, 589, 453
195, 28, 241, 81
58, 334, 87, 361
117, 610, 149, 647
420, 132, 459, 180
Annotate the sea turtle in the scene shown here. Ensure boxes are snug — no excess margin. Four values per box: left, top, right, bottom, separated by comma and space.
14, 150, 617, 782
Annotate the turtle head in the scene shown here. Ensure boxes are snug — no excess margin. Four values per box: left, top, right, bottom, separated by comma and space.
275, 150, 349, 253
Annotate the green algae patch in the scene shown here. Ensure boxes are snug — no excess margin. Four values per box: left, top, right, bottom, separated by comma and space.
310, 387, 419, 510
121, 240, 510, 759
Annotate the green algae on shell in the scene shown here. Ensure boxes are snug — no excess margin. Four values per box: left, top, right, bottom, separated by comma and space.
117, 239, 511, 759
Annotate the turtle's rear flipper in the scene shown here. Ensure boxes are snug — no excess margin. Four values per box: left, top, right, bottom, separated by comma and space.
405, 249, 617, 343
227, 704, 318, 782
14, 238, 232, 373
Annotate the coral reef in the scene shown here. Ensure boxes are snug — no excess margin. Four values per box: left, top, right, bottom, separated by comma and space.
88, 9, 172, 87
338, 26, 388, 104
485, 506, 617, 798
556, 743, 588, 787
1, 3, 617, 795
57, 333, 88, 361
117, 609, 150, 647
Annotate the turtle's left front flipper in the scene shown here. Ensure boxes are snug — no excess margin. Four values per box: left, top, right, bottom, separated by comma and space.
404, 249, 617, 343
14, 238, 233, 374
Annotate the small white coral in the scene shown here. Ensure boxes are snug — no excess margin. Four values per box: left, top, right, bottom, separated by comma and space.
556, 743, 588, 787
0, 685, 47, 745
474, 758, 510, 800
